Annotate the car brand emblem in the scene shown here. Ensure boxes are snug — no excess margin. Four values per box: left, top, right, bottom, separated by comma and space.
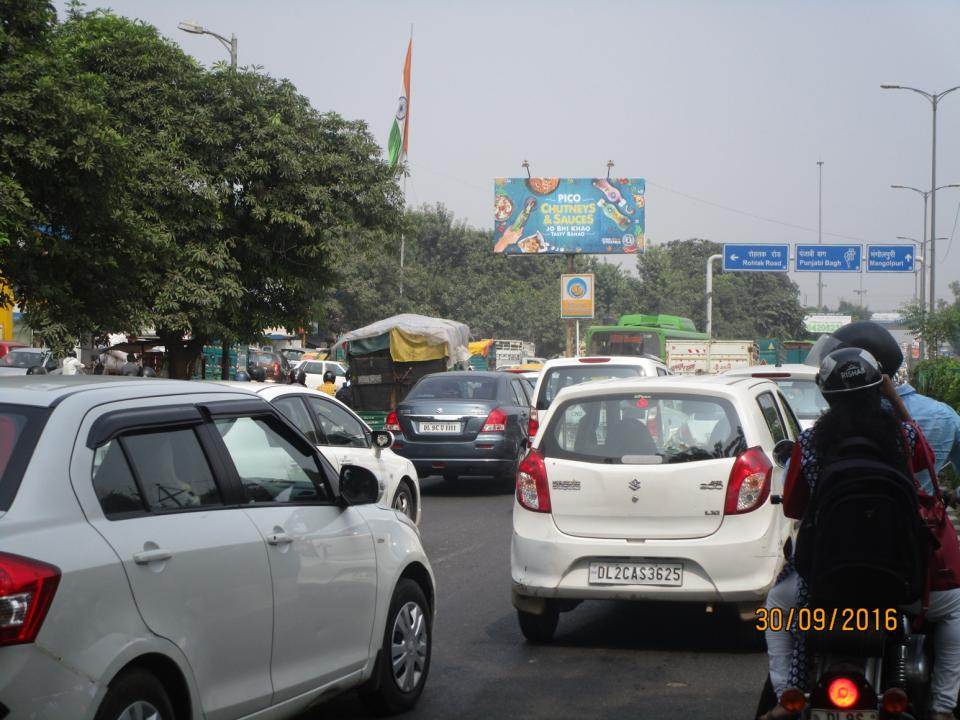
628, 479, 641, 491
699, 480, 723, 491
632, 496, 639, 503
436, 408, 443, 413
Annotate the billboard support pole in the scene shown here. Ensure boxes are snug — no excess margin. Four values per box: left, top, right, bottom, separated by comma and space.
565, 254, 574, 357
705, 254, 722, 338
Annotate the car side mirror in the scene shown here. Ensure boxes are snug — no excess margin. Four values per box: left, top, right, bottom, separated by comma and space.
773, 439, 795, 468
339, 464, 381, 506
370, 430, 394, 458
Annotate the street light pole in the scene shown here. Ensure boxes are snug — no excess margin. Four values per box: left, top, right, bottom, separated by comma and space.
817, 159, 824, 308
882, 84, 960, 319
178, 20, 237, 69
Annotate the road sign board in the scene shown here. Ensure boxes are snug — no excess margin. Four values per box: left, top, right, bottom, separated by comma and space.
795, 244, 862, 272
560, 273, 595, 319
866, 245, 915, 272
722, 244, 790, 272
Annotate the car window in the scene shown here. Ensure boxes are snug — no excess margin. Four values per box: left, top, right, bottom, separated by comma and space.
2, 349, 46, 368
656, 367, 669, 377
308, 397, 367, 448
408, 376, 498, 401
510, 380, 527, 407
777, 391, 802, 439
272, 395, 321, 444
774, 378, 827, 421
327, 363, 346, 377
757, 392, 788, 444
215, 416, 329, 504
121, 428, 222, 511
0, 405, 48, 511
543, 393, 746, 465
537, 365, 643, 410
302, 362, 323, 375
92, 440, 145, 517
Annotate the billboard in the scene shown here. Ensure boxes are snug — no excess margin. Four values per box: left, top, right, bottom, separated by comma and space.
494, 178, 645, 254
560, 274, 595, 319
803, 314, 852, 334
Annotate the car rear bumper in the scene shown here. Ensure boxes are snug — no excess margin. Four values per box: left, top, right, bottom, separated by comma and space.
510, 501, 787, 604
0, 643, 99, 720
393, 436, 517, 476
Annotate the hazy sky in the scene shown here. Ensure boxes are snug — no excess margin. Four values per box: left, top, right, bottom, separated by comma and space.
58, 0, 960, 311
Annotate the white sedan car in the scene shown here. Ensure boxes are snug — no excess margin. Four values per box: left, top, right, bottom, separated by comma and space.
723, 363, 826, 429
220, 382, 421, 524
0, 376, 434, 719
511, 375, 799, 642
294, 359, 348, 391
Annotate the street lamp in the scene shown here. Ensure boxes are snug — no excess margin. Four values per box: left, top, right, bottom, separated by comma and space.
881, 84, 960, 317
178, 19, 237, 69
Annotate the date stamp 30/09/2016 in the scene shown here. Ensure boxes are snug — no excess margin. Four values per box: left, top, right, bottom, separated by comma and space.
755, 607, 900, 633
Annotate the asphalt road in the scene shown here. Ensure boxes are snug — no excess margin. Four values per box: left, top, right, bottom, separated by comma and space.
300, 475, 768, 720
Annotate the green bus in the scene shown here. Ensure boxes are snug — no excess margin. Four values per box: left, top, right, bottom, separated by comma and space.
584, 314, 708, 361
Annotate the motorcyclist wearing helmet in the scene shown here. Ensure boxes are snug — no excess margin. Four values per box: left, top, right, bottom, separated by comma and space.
760, 348, 960, 720
319, 369, 337, 396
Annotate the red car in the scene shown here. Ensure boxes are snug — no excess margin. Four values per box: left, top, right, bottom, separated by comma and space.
0, 341, 26, 360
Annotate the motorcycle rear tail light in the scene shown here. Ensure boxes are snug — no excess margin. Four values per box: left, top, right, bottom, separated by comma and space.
827, 677, 859, 709
881, 687, 908, 714
779, 688, 806, 714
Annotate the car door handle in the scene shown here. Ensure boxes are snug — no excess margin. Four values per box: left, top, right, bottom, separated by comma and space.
266, 532, 294, 546
133, 548, 172, 565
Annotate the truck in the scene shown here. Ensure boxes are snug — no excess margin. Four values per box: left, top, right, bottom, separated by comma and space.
468, 339, 536, 370
665, 340, 759, 375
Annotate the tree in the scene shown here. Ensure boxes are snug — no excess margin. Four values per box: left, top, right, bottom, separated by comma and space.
0, 7, 400, 376
901, 299, 960, 359
837, 299, 872, 322
634, 239, 805, 338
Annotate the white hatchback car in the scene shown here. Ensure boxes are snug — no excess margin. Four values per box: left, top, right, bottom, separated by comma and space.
528, 356, 670, 438
511, 375, 799, 642
0, 376, 434, 719
294, 359, 348, 391
225, 381, 421, 523
723, 363, 826, 429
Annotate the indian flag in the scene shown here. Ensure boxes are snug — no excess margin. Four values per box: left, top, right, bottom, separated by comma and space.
387, 38, 412, 169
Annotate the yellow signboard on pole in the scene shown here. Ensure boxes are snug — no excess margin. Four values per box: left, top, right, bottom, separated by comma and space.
560, 274, 595, 319
0, 283, 12, 341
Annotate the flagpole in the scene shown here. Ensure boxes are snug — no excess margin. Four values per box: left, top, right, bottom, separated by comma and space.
398, 24, 412, 299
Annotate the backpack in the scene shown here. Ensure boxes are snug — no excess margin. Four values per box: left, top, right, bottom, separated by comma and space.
794, 436, 929, 608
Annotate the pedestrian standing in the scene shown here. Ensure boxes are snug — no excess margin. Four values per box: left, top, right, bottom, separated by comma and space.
121, 353, 140, 376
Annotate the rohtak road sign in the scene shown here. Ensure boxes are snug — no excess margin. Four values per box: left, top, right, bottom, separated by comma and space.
722, 244, 790, 272
795, 244, 862, 272
866, 245, 915, 272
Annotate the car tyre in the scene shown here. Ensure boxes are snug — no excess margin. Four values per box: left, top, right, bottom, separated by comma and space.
517, 603, 559, 643
94, 668, 177, 720
361, 578, 432, 716
392, 482, 416, 521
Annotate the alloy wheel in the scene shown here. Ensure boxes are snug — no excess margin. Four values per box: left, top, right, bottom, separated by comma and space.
393, 487, 412, 518
116, 701, 161, 720
391, 601, 428, 692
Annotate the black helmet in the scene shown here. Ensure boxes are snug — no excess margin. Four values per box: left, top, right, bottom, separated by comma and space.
817, 347, 883, 396
141, 367, 157, 378
323, 370, 336, 383
833, 321, 903, 376
234, 370, 250, 382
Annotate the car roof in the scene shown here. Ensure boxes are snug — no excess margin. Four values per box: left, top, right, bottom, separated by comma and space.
550, 373, 777, 404
205, 380, 359, 413
0, 375, 249, 408
722, 363, 816, 378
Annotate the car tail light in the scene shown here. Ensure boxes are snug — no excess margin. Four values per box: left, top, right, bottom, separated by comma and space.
577, 357, 610, 363
482, 408, 507, 433
724, 446, 772, 514
385, 411, 401, 433
527, 409, 539, 438
881, 687, 908, 714
827, 677, 859, 708
780, 688, 806, 714
516, 449, 550, 512
273, 362, 280, 378
0, 553, 60, 646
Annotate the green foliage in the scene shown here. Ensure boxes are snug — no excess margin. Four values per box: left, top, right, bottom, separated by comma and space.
911, 357, 960, 411
634, 239, 805, 338
837, 299, 872, 322
901, 298, 960, 359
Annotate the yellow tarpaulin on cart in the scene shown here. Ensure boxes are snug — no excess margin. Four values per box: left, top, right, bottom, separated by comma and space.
468, 339, 494, 358
390, 327, 447, 363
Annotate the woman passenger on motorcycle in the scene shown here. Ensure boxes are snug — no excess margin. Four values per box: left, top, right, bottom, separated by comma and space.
760, 348, 960, 720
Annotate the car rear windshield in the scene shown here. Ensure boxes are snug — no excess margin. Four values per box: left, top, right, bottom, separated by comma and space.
774, 379, 827, 420
536, 365, 643, 410
0, 404, 50, 511
542, 393, 746, 465
408, 376, 498, 401
2, 350, 45, 368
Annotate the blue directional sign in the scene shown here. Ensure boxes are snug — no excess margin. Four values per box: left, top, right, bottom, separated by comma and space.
866, 244, 915, 272
722, 244, 790, 272
795, 244, 862, 272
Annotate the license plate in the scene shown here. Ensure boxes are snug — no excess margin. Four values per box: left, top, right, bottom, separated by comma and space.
419, 422, 461, 434
811, 711, 878, 720
588, 561, 683, 586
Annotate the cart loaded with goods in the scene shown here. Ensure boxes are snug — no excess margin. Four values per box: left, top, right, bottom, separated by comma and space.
335, 314, 471, 427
